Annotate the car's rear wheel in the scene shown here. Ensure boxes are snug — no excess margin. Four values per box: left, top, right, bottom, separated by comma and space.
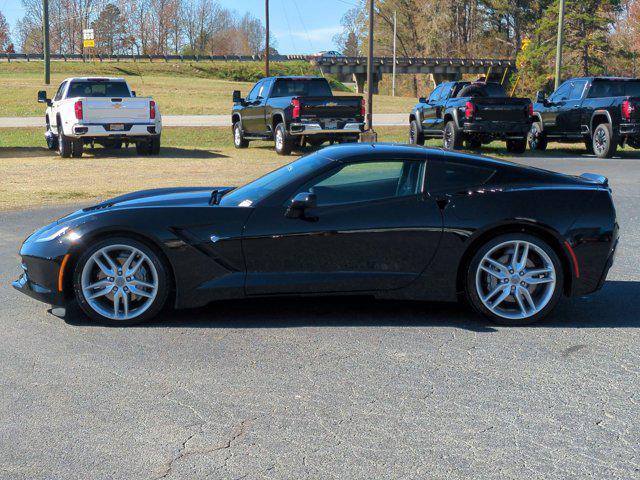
593, 123, 617, 159
506, 138, 527, 154
465, 138, 482, 150
409, 119, 425, 145
73, 237, 170, 326
233, 122, 249, 148
443, 120, 462, 150
465, 234, 563, 326
58, 127, 72, 158
274, 123, 293, 155
528, 122, 547, 151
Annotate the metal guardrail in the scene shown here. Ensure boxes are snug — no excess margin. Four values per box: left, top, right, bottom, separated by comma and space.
1, 53, 515, 66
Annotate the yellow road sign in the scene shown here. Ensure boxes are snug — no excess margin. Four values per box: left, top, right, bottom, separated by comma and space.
83, 39, 95, 48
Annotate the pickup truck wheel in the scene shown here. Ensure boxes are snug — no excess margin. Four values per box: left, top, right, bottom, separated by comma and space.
149, 135, 161, 155
584, 136, 594, 154
58, 129, 72, 158
307, 137, 324, 147
593, 123, 617, 159
465, 138, 482, 150
528, 122, 547, 151
274, 123, 293, 155
45, 127, 58, 150
71, 139, 84, 158
233, 122, 249, 148
443, 121, 463, 150
135, 142, 148, 155
409, 120, 425, 145
506, 138, 527, 154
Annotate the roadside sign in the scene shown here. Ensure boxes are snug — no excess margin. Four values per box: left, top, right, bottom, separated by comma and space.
83, 29, 95, 49
83, 39, 95, 48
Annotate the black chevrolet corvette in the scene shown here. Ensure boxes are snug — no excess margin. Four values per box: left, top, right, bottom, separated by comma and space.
13, 143, 618, 326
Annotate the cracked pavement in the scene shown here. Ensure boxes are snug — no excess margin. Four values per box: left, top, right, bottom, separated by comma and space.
0, 154, 639, 479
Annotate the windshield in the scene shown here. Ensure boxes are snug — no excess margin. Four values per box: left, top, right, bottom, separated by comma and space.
271, 78, 332, 97
67, 81, 131, 98
219, 153, 330, 207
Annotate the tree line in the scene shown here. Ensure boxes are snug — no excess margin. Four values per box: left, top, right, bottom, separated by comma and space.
334, 0, 640, 95
5, 0, 272, 56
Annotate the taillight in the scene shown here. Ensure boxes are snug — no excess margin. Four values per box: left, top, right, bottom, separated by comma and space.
361, 98, 366, 116
291, 98, 301, 119
150, 100, 156, 120
465, 101, 475, 119
527, 103, 534, 118
622, 99, 633, 121
74, 100, 83, 120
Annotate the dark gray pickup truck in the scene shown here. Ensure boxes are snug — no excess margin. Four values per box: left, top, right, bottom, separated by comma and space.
409, 81, 533, 153
231, 76, 364, 155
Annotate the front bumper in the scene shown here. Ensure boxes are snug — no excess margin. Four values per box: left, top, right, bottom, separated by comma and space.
289, 122, 364, 136
12, 270, 65, 306
462, 121, 531, 137
65, 122, 161, 138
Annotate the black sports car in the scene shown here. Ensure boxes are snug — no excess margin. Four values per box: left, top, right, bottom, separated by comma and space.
13, 143, 618, 326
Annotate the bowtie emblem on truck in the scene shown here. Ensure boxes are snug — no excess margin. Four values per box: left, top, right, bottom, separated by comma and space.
113, 103, 122, 109
324, 102, 338, 107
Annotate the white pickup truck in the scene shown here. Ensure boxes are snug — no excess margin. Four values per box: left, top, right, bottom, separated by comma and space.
37, 77, 162, 158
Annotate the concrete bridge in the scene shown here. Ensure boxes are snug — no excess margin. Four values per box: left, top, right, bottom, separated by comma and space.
311, 57, 516, 93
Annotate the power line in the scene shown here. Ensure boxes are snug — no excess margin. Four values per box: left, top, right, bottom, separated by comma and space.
292, 0, 314, 52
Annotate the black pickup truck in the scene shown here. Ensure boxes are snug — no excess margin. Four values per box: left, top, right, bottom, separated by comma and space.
231, 76, 364, 155
409, 81, 533, 153
530, 76, 640, 158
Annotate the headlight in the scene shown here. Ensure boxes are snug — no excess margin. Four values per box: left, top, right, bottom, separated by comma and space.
35, 226, 81, 243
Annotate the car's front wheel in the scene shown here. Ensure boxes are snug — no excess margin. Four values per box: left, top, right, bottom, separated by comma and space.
73, 237, 170, 326
409, 119, 425, 145
465, 234, 564, 326
506, 138, 527, 154
233, 122, 249, 148
528, 122, 547, 151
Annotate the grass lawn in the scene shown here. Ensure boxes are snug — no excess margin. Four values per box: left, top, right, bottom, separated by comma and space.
1, 125, 636, 211
0, 61, 417, 117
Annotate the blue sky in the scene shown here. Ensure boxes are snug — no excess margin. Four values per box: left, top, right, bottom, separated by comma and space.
0, 0, 358, 53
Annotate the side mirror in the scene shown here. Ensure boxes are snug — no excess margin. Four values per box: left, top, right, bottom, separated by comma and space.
232, 90, 242, 104
418, 97, 426, 103
37, 90, 50, 106
535, 90, 546, 103
285, 192, 317, 219
131, 90, 136, 97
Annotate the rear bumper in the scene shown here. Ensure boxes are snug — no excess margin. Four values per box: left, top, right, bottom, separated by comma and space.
64, 122, 162, 138
289, 122, 364, 136
619, 123, 640, 136
462, 121, 531, 137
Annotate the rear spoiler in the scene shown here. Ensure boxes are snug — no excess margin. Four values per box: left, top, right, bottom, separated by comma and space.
580, 173, 608, 187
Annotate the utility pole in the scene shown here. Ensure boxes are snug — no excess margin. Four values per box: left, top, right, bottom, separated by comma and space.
554, 0, 565, 90
365, 0, 376, 138
43, 0, 50, 85
265, 0, 270, 77
392, 11, 396, 97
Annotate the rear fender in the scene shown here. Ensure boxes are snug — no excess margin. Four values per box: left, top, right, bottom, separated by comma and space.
590, 110, 612, 134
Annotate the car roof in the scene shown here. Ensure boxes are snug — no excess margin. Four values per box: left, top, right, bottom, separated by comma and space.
63, 77, 126, 82
264, 76, 324, 80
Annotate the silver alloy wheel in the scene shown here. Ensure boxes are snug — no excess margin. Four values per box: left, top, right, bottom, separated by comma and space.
594, 126, 607, 155
409, 122, 416, 143
475, 240, 556, 320
81, 244, 158, 321
275, 128, 284, 151
443, 124, 453, 149
234, 124, 241, 146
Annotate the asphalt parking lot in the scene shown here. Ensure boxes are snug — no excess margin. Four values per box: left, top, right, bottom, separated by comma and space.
1, 153, 639, 480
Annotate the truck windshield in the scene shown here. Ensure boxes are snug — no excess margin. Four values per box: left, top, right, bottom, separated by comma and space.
219, 153, 330, 207
271, 78, 332, 97
67, 81, 131, 98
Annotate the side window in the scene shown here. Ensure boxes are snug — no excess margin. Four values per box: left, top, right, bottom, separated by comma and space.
301, 160, 425, 206
53, 82, 67, 101
439, 83, 453, 100
568, 81, 586, 101
260, 78, 273, 98
428, 85, 443, 103
549, 82, 571, 102
427, 161, 496, 194
246, 80, 263, 102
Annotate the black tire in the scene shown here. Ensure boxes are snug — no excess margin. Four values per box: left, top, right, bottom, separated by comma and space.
337, 136, 358, 144
71, 139, 84, 158
528, 122, 547, 151
592, 123, 617, 159
233, 122, 249, 149
506, 138, 527, 154
465, 233, 564, 326
58, 126, 72, 158
584, 136, 594, 154
72, 236, 170, 326
409, 119, 425, 145
465, 138, 482, 150
149, 135, 161, 155
274, 123, 293, 155
443, 120, 463, 150
45, 119, 58, 150
306, 137, 325, 147
135, 141, 147, 155
111, 140, 123, 150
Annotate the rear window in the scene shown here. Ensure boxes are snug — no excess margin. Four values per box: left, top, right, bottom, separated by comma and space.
67, 81, 131, 98
427, 161, 496, 193
588, 80, 640, 98
271, 78, 332, 98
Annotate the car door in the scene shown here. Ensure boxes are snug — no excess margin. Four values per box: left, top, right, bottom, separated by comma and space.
556, 80, 587, 136
421, 84, 443, 134
242, 159, 443, 295
242, 80, 266, 134
542, 81, 571, 135
50, 81, 67, 133
433, 82, 454, 132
